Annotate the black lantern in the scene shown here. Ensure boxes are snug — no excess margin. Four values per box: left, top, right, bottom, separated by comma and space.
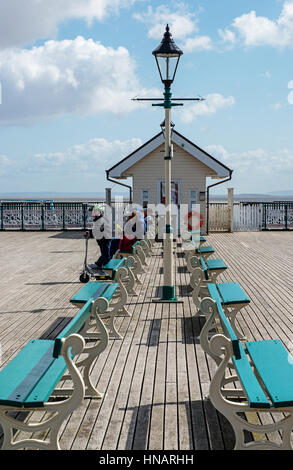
152, 24, 183, 88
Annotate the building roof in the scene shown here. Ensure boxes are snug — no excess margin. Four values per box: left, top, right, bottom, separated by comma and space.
107, 129, 232, 179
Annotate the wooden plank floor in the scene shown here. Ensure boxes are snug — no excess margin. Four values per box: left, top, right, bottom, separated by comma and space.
0, 230, 293, 450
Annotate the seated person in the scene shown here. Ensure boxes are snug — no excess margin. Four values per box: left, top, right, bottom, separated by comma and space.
119, 210, 143, 252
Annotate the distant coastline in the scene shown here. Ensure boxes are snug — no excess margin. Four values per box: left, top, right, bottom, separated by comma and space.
1, 192, 293, 204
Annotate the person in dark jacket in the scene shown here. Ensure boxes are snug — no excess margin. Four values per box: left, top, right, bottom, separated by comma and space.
88, 204, 112, 269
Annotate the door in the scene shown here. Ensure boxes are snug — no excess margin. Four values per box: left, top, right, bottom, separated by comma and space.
158, 180, 180, 205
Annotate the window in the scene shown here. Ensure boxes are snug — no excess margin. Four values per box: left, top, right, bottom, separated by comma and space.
141, 189, 150, 208
189, 190, 198, 209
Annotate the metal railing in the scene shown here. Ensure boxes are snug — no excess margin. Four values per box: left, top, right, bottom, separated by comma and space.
0, 201, 126, 231
209, 201, 293, 232
1, 200, 293, 232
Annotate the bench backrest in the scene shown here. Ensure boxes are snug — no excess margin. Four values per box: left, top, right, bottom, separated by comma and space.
103, 282, 119, 301
55, 282, 119, 357
215, 299, 240, 359
199, 256, 209, 281
190, 231, 206, 243
53, 299, 93, 357
103, 258, 125, 271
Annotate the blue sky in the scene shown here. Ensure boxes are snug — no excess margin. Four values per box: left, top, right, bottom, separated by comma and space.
0, 0, 292, 196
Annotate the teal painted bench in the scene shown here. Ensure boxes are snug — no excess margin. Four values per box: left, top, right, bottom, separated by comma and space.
70, 281, 127, 339
116, 240, 147, 283
101, 257, 136, 297
190, 260, 250, 339
184, 237, 214, 265
102, 257, 137, 296
187, 255, 227, 281
195, 245, 215, 259
0, 294, 111, 450
53, 297, 109, 399
90, 257, 136, 296
203, 282, 249, 339
101, 257, 125, 280
189, 230, 206, 246
199, 296, 293, 450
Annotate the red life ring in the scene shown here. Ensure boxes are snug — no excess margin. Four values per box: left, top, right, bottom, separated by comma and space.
186, 211, 204, 231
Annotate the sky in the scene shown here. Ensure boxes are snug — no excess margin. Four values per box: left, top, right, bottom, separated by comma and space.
0, 0, 292, 196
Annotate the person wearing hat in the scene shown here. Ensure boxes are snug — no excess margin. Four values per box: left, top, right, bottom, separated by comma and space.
88, 204, 112, 269
118, 209, 145, 252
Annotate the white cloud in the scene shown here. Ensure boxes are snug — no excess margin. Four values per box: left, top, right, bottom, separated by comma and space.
179, 93, 235, 123
0, 137, 141, 192
0, 0, 136, 48
0, 36, 158, 125
218, 28, 236, 45
230, 1, 293, 48
263, 71, 272, 79
32, 137, 142, 173
288, 80, 293, 104
0, 155, 15, 175
205, 144, 293, 193
133, 3, 214, 53
134, 4, 198, 40
206, 144, 293, 176
180, 35, 213, 53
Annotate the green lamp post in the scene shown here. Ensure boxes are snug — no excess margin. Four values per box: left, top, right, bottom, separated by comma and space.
152, 25, 183, 301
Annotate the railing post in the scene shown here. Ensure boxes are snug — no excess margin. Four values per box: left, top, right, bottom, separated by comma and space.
41, 203, 45, 230
106, 188, 112, 207
21, 204, 24, 230
83, 204, 87, 230
227, 188, 234, 232
0, 202, 3, 230
63, 204, 66, 231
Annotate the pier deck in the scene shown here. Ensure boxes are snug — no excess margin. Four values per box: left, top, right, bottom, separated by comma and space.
0, 230, 293, 450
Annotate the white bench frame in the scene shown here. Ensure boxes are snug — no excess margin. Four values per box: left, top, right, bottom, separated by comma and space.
201, 297, 293, 450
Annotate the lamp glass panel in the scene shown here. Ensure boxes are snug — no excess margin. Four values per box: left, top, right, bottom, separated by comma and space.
156, 55, 179, 83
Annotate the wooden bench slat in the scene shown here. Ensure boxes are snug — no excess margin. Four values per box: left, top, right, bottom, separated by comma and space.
101, 258, 125, 280
103, 283, 119, 300
246, 339, 293, 408
196, 246, 215, 254
0, 340, 55, 407
207, 283, 222, 304
216, 282, 250, 305
215, 300, 241, 359
70, 282, 119, 306
70, 282, 109, 305
232, 341, 271, 408
199, 256, 209, 280
103, 259, 124, 270
53, 300, 93, 358
198, 257, 227, 281
205, 259, 227, 271
24, 352, 68, 408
